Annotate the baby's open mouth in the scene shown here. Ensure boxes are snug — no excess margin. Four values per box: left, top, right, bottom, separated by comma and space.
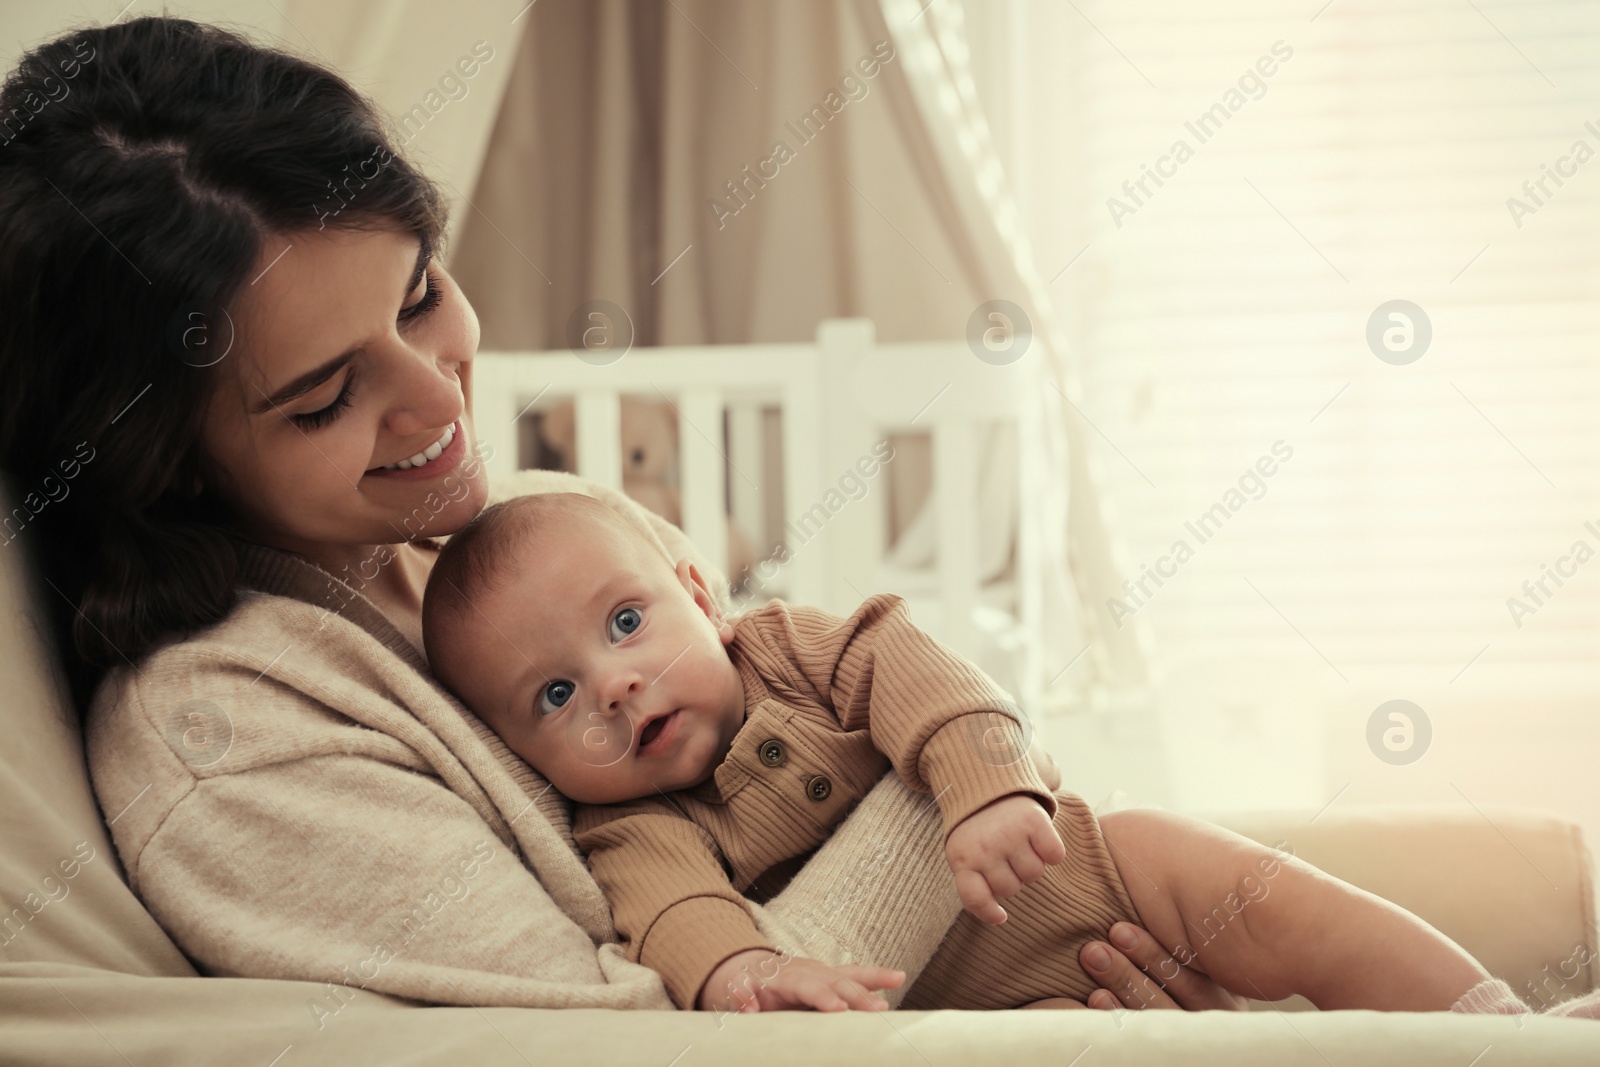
637, 710, 677, 752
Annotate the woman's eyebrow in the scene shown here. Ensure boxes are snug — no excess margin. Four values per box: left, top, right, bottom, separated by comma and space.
252, 352, 354, 414
252, 242, 430, 414
402, 240, 428, 302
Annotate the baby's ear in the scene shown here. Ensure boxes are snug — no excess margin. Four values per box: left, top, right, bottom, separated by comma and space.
676, 558, 734, 643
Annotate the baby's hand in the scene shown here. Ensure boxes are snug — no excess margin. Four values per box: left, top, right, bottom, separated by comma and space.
696, 948, 904, 1014
945, 794, 1066, 924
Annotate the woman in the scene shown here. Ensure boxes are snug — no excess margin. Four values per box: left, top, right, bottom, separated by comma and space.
0, 16, 1223, 1014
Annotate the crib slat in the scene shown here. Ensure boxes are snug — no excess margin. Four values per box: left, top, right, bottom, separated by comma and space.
780, 353, 824, 609
817, 318, 882, 618
576, 391, 623, 490
727, 402, 764, 562
678, 390, 727, 581
469, 357, 522, 478
934, 420, 978, 659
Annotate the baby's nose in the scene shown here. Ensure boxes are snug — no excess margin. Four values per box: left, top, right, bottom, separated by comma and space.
602, 673, 644, 715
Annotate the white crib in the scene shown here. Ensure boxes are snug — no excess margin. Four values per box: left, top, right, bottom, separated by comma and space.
472, 318, 1050, 709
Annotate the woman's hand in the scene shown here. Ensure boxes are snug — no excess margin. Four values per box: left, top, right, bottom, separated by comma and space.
1022, 922, 1249, 1011
1016, 741, 1238, 1011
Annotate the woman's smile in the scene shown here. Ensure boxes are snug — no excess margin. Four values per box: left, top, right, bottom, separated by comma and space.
366, 419, 465, 480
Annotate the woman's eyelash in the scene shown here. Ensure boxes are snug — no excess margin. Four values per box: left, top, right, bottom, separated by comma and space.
288, 269, 439, 430
291, 374, 356, 429
399, 269, 442, 323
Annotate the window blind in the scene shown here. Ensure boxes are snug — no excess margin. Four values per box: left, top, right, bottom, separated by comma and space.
1002, 0, 1600, 686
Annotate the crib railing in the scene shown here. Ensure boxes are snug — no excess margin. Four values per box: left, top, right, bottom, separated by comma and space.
472, 340, 828, 609
473, 318, 1047, 709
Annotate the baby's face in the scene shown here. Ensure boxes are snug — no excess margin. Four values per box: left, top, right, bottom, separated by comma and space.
440, 513, 747, 804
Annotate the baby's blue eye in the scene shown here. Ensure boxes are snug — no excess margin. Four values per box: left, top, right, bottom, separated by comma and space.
538, 680, 575, 715
610, 607, 642, 641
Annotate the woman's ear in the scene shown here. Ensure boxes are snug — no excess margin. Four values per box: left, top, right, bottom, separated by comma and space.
676, 558, 734, 643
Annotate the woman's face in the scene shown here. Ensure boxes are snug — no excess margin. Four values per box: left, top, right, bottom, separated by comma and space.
202, 226, 489, 555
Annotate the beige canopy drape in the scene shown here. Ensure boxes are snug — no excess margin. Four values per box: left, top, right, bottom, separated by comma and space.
292, 0, 1146, 696
280, 0, 527, 249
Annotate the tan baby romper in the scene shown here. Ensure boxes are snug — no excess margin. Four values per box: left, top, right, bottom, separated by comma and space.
573, 594, 1142, 1010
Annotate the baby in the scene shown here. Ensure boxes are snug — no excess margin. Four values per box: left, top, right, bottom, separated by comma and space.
421, 491, 1545, 1017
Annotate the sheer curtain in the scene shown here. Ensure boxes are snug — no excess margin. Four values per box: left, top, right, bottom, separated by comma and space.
281, 0, 528, 249
993, 0, 1600, 821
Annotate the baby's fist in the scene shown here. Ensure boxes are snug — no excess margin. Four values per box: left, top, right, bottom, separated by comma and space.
945, 794, 1065, 924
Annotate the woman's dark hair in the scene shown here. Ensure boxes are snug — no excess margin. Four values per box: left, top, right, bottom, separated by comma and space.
0, 17, 448, 708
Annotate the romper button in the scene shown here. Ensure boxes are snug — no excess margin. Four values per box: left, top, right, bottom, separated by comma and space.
807, 775, 832, 801
758, 738, 786, 767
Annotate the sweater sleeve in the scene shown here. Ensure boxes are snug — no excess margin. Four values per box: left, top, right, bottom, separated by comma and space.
89, 683, 677, 1010
573, 800, 776, 1009
745, 595, 1056, 841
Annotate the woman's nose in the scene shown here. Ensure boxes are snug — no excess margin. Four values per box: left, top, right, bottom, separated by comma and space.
383, 343, 463, 439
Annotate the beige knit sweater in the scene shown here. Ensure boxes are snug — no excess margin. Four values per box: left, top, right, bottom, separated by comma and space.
85, 469, 964, 1012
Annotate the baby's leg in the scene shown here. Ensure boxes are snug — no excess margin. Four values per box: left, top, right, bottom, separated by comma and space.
1098, 809, 1491, 1011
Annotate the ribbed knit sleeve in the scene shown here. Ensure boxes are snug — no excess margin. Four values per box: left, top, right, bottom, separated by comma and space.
739, 595, 1056, 841
574, 800, 775, 1008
